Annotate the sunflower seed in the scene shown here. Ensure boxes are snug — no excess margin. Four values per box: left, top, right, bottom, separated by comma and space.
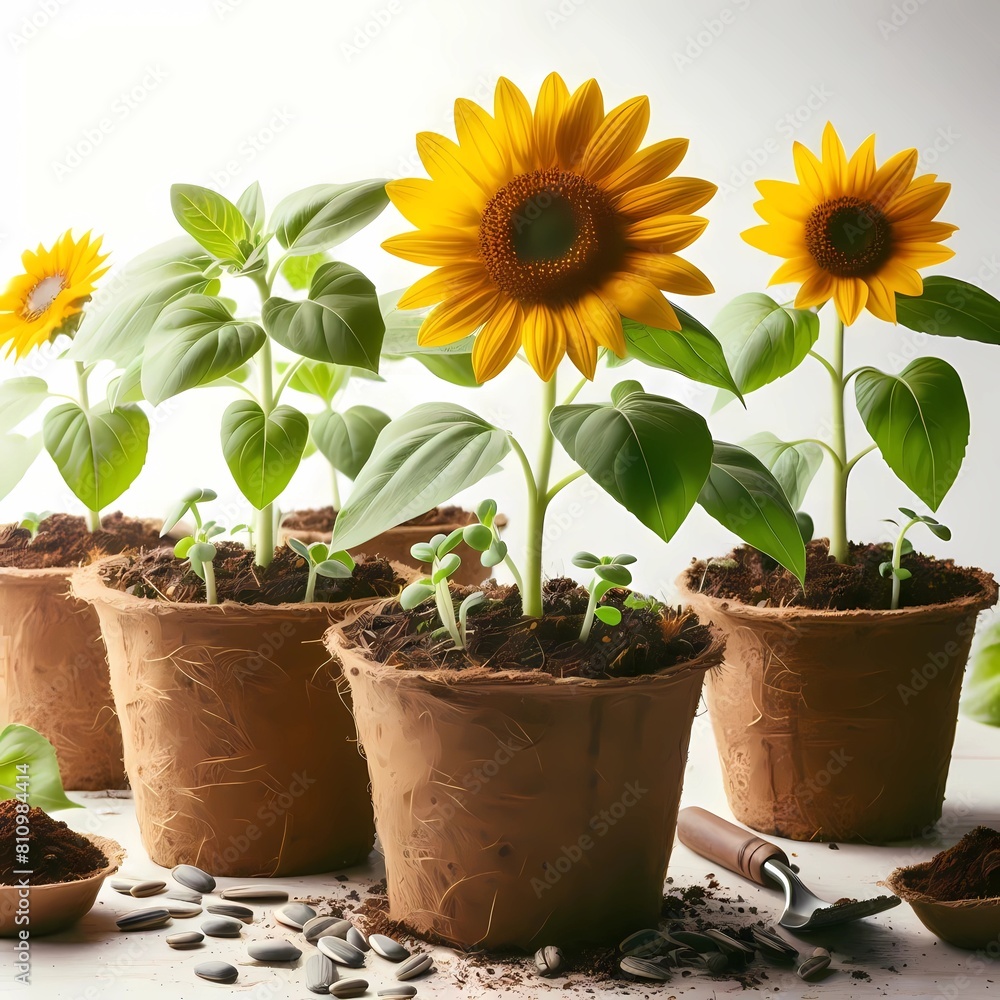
248, 940, 303, 963
167, 931, 204, 949
534, 945, 564, 977
195, 961, 238, 984
347, 927, 370, 952
275, 902, 317, 929
369, 934, 409, 961
329, 979, 368, 998
797, 953, 832, 981
702, 928, 756, 956
379, 988, 417, 999
306, 953, 339, 993
664, 930, 717, 953
219, 885, 289, 901
207, 902, 254, 923
109, 878, 141, 893
751, 926, 799, 962
620, 956, 671, 981
116, 908, 171, 931
304, 916, 346, 943
812, 946, 831, 959
619, 928, 672, 958
167, 889, 203, 904
326, 919, 354, 939
700, 951, 730, 975
171, 864, 216, 893
395, 954, 433, 981
164, 902, 202, 918
318, 936, 366, 967
201, 917, 243, 938
129, 880, 167, 898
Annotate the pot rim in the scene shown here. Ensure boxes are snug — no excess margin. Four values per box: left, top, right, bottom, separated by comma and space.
882, 868, 1000, 910
326, 597, 726, 691
70, 553, 409, 619
676, 565, 998, 625
0, 563, 76, 582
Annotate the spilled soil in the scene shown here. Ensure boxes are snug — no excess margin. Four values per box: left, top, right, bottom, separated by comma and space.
0, 801, 108, 885
282, 505, 476, 535
0, 513, 165, 570
688, 539, 991, 611
348, 577, 715, 680
105, 542, 404, 606
894, 826, 1000, 901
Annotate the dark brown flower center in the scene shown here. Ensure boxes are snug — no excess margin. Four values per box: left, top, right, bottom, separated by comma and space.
478, 168, 624, 303
805, 197, 892, 278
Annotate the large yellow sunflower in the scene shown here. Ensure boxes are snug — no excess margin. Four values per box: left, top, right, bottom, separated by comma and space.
383, 74, 717, 382
0, 230, 109, 359
743, 123, 956, 326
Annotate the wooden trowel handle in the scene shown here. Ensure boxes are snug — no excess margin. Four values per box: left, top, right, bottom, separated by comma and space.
677, 807, 789, 888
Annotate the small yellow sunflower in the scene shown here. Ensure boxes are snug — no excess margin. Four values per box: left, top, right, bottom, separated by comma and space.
383, 74, 717, 382
0, 230, 109, 359
743, 123, 956, 326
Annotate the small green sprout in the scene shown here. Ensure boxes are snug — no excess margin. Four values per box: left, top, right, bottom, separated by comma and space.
400, 527, 484, 650
162, 489, 225, 605
881, 506, 951, 611
571, 552, 637, 643
19, 510, 53, 542
697, 557, 738, 593
285, 537, 355, 603
231, 522, 254, 548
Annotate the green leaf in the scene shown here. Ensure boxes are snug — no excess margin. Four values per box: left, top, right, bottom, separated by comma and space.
896, 276, 1000, 345
618, 307, 742, 398
572, 551, 601, 569
712, 293, 819, 408
141, 295, 265, 405
400, 581, 435, 611
482, 540, 507, 568
963, 621, 1000, 726
43, 403, 149, 511
436, 527, 466, 557
697, 441, 807, 586
795, 511, 814, 543
271, 180, 389, 257
282, 253, 330, 292
220, 401, 308, 509
315, 559, 353, 579
0, 433, 42, 502
0, 377, 48, 433
410, 542, 436, 563
331, 404, 511, 552
263, 262, 385, 370
107, 357, 145, 407
741, 431, 824, 511
174, 536, 196, 559
594, 605, 622, 626
415, 352, 481, 387
287, 536, 311, 560
189, 541, 217, 563
463, 523, 494, 552
595, 563, 632, 586
236, 181, 266, 241
433, 553, 461, 583
854, 357, 969, 511
311, 405, 390, 479
549, 391, 713, 543
170, 184, 249, 264
0, 724, 80, 811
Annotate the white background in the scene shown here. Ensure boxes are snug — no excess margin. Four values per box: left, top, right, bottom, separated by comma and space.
1, 0, 999, 603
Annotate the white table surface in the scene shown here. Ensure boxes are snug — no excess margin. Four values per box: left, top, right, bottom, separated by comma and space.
14, 712, 1000, 1000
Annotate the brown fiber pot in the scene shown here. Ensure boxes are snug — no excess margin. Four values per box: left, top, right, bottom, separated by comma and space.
72, 557, 382, 877
326, 604, 724, 951
678, 569, 998, 843
0, 566, 127, 791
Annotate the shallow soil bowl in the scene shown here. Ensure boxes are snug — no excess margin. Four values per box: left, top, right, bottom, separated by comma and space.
883, 867, 1000, 949
0, 833, 125, 937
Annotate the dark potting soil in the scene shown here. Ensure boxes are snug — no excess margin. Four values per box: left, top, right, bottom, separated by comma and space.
282, 505, 475, 534
689, 539, 991, 611
104, 542, 404, 606
352, 577, 715, 680
0, 800, 108, 885
895, 826, 1000, 901
0, 513, 165, 570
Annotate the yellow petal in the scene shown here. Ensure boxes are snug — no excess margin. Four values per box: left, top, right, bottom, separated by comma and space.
416, 131, 489, 208
821, 123, 848, 197
382, 228, 480, 266
623, 251, 714, 295
869, 147, 919, 207
603, 138, 689, 195
864, 276, 897, 323
472, 297, 523, 382
386, 178, 480, 230
533, 72, 570, 169
741, 223, 804, 258
580, 96, 649, 181
562, 302, 597, 380
833, 277, 868, 326
556, 78, 604, 169
396, 263, 488, 309
625, 214, 709, 252
892, 220, 958, 243
794, 269, 834, 309
891, 241, 956, 268
878, 260, 923, 297
885, 181, 951, 223
792, 141, 827, 202
576, 291, 625, 355
615, 177, 717, 219
417, 287, 501, 347
601, 272, 680, 331
767, 256, 817, 286
847, 134, 877, 194
521, 302, 566, 381
754, 179, 814, 221
495, 77, 535, 173
454, 98, 511, 187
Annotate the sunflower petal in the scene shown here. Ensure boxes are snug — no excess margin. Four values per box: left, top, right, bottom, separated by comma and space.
623, 250, 714, 295
534, 72, 570, 169
870, 147, 919, 207
794, 269, 834, 309
601, 272, 680, 331
576, 291, 625, 355
741, 223, 805, 258
833, 276, 868, 326
495, 77, 535, 173
386, 178, 481, 230
562, 302, 597, 379
792, 141, 827, 201
415, 131, 489, 208
847, 134, 877, 193
891, 241, 956, 268
603, 138, 689, 195
754, 179, 814, 221
396, 262, 487, 309
878, 260, 924, 297
892, 220, 958, 243
767, 256, 817, 286
885, 181, 951, 223
521, 302, 566, 381
418, 287, 501, 347
864, 275, 897, 323
556, 78, 604, 169
821, 122, 848, 197
382, 228, 480, 266
454, 98, 512, 186
472, 297, 523, 382
625, 214, 709, 252
580, 96, 650, 181
615, 177, 717, 219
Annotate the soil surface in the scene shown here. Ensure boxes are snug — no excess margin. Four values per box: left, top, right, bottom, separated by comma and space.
688, 539, 992, 611
282, 505, 476, 535
895, 826, 1000, 901
349, 578, 714, 680
0, 801, 108, 885
0, 513, 165, 570
104, 542, 404, 605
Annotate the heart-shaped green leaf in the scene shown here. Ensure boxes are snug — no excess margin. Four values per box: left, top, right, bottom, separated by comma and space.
896, 275, 1000, 345
0, 433, 43, 502
311, 405, 390, 480
0, 724, 80, 812
271, 180, 389, 257
741, 431, 824, 511
171, 184, 249, 264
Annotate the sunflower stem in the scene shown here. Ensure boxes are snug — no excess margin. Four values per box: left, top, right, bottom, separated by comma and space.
74, 362, 102, 532
829, 317, 850, 564
251, 275, 276, 569
521, 376, 558, 618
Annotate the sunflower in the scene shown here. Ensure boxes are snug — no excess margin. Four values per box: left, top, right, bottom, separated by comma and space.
0, 230, 109, 359
743, 123, 956, 326
383, 74, 716, 382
